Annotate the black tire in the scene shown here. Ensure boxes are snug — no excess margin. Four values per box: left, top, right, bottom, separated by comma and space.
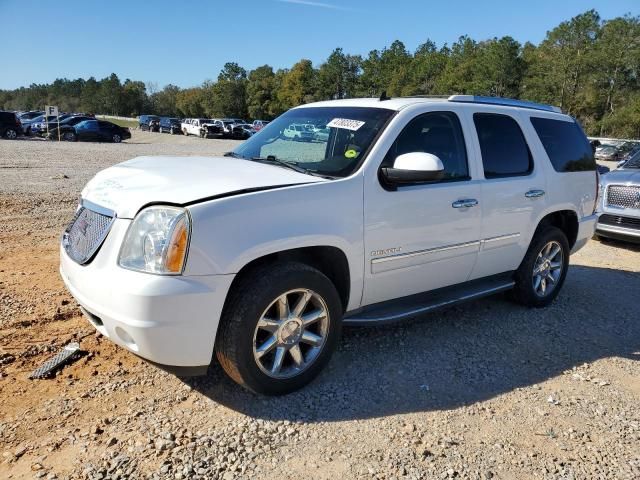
512, 226, 570, 308
112, 133, 122, 143
62, 132, 75, 142
216, 262, 342, 395
4, 128, 18, 140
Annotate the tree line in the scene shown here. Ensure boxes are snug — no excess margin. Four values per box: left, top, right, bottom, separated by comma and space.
1, 10, 638, 137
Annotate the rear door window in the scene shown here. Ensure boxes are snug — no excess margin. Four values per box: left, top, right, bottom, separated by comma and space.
473, 113, 533, 178
530, 117, 595, 172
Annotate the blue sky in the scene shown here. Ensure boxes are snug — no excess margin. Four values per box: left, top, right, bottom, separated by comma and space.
1, 0, 637, 90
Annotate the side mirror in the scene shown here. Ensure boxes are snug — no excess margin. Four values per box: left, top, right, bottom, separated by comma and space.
380, 152, 445, 186
590, 139, 601, 155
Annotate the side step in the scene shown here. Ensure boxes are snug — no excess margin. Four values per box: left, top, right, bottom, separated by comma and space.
344, 274, 515, 326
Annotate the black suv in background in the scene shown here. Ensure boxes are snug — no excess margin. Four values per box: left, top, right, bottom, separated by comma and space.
139, 115, 160, 132
0, 111, 22, 139
159, 117, 182, 134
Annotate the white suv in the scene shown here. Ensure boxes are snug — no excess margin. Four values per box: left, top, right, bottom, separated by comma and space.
60, 95, 598, 395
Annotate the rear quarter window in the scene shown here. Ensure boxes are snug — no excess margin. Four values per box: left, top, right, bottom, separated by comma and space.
530, 117, 595, 172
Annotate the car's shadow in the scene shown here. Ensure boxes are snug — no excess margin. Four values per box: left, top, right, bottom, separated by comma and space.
184, 265, 639, 422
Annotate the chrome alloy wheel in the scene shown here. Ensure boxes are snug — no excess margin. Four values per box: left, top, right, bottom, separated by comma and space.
532, 240, 563, 297
252, 289, 329, 379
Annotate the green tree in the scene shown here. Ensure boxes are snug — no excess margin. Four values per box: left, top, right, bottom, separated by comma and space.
316, 48, 361, 100
246, 65, 277, 119
176, 87, 206, 117
277, 59, 316, 109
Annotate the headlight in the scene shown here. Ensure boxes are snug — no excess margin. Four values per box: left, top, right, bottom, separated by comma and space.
118, 206, 191, 275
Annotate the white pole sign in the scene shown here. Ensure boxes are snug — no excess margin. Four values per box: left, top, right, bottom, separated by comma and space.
46, 105, 59, 117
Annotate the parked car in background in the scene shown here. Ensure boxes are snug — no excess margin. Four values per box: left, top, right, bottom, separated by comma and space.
139, 115, 160, 131
59, 95, 598, 395
596, 150, 640, 243
283, 123, 314, 141
595, 144, 621, 162
31, 114, 74, 136
18, 110, 44, 121
231, 123, 255, 140
46, 116, 95, 140
159, 117, 183, 134
65, 119, 131, 143
252, 120, 270, 131
618, 142, 640, 163
200, 121, 224, 139
313, 127, 330, 142
0, 111, 22, 139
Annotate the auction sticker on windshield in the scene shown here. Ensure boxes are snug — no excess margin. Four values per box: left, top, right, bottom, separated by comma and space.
327, 118, 366, 131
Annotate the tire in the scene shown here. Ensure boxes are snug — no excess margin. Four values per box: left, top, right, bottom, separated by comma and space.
62, 132, 75, 142
112, 134, 122, 143
512, 226, 570, 308
216, 262, 342, 395
4, 128, 18, 140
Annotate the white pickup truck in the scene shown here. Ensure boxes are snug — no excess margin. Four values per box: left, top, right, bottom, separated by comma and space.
60, 95, 598, 395
181, 118, 215, 137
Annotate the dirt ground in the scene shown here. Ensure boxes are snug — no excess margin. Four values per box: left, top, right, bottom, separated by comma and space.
0, 131, 639, 480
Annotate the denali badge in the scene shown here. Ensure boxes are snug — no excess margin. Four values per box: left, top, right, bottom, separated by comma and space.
371, 247, 402, 257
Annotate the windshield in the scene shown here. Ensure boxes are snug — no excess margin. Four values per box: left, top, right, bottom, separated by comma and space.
623, 150, 640, 168
233, 106, 393, 178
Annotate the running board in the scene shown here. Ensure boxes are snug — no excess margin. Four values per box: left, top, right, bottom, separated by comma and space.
344, 274, 515, 326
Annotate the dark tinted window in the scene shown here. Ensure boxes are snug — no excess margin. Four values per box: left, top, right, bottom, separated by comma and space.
0, 112, 16, 122
383, 111, 469, 181
473, 113, 533, 178
530, 117, 595, 172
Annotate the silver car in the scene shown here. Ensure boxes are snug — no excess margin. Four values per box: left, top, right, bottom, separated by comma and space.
596, 150, 640, 243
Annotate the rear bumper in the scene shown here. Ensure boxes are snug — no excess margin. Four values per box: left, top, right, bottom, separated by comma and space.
572, 213, 598, 253
59, 220, 235, 370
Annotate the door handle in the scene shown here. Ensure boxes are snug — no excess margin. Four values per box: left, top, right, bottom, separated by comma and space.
525, 189, 545, 198
452, 199, 479, 208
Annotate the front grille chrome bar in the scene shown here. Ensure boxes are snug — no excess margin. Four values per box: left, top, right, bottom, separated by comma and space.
62, 200, 116, 265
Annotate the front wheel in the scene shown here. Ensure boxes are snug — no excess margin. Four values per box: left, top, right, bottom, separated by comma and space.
216, 262, 342, 395
63, 132, 76, 142
112, 133, 122, 143
512, 226, 570, 307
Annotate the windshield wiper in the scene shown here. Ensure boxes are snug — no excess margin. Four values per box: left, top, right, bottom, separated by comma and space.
223, 151, 244, 159
251, 156, 316, 176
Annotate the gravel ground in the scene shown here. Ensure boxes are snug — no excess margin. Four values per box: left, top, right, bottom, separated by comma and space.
0, 132, 639, 480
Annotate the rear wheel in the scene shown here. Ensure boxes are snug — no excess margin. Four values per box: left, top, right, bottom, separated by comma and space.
4, 128, 17, 139
216, 262, 342, 395
512, 226, 569, 307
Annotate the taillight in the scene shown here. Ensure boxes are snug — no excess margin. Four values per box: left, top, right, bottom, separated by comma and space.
594, 171, 600, 215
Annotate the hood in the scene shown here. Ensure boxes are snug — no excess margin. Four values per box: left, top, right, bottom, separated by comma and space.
81, 156, 323, 218
602, 168, 640, 185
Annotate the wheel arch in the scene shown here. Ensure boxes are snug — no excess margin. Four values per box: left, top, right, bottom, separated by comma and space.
225, 246, 351, 313
534, 209, 579, 249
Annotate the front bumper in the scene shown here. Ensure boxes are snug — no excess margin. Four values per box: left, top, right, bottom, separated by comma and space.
596, 221, 640, 243
59, 218, 235, 372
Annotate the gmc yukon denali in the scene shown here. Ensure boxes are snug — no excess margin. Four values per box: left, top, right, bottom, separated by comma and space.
60, 95, 598, 395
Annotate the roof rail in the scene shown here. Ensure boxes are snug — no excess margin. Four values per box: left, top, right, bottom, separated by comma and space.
448, 95, 562, 113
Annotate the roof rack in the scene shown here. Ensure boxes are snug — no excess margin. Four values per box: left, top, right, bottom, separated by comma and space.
447, 95, 562, 113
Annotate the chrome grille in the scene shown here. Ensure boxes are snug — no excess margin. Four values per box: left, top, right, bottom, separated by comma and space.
63, 204, 115, 264
606, 185, 640, 209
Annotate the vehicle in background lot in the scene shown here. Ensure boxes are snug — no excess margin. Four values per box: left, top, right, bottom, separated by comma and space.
65, 119, 131, 143
139, 115, 160, 132
200, 121, 224, 139
231, 123, 255, 140
60, 95, 598, 395
252, 120, 270, 131
18, 110, 44, 121
182, 118, 212, 136
38, 114, 89, 136
596, 151, 640, 243
595, 144, 621, 162
0, 111, 22, 139
283, 123, 314, 141
159, 117, 183, 134
313, 127, 330, 142
46, 116, 95, 140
